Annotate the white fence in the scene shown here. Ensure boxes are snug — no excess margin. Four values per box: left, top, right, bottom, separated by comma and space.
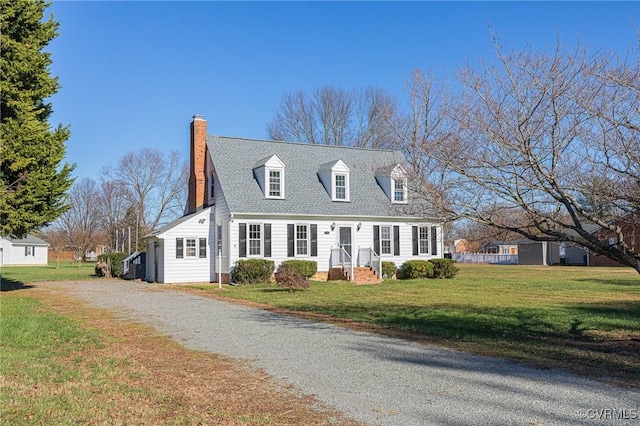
452, 253, 518, 264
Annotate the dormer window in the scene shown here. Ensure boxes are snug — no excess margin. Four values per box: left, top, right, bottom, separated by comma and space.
376, 163, 408, 204
254, 154, 285, 199
318, 159, 350, 202
393, 177, 407, 203
335, 174, 347, 200
269, 170, 281, 197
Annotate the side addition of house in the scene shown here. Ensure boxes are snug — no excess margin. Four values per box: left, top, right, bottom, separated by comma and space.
144, 115, 444, 284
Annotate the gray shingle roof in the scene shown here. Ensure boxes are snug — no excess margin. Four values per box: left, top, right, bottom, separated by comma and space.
5, 234, 49, 246
207, 136, 418, 218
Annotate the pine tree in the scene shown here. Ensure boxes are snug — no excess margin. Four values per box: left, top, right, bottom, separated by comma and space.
0, 0, 75, 237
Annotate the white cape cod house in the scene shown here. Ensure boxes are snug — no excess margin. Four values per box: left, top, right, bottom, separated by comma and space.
144, 115, 443, 284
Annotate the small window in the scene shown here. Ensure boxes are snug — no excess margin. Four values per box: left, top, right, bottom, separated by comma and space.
393, 179, 407, 203
296, 224, 308, 256
249, 224, 262, 256
25, 246, 35, 256
418, 226, 429, 254
199, 238, 207, 258
186, 238, 197, 257
209, 174, 215, 200
268, 170, 281, 198
380, 226, 392, 255
335, 174, 347, 200
176, 238, 184, 258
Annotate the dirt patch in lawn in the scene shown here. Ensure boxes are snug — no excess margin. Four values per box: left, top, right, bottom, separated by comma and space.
23, 286, 361, 425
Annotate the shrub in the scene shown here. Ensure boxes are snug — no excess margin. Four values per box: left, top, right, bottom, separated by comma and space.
279, 260, 317, 279
275, 265, 311, 292
430, 258, 459, 279
381, 261, 397, 279
397, 260, 434, 280
96, 252, 127, 277
232, 259, 275, 284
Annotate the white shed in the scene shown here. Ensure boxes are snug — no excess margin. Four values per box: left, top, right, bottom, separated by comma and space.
0, 235, 49, 266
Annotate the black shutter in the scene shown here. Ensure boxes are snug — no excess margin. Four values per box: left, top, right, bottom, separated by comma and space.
287, 224, 294, 257
310, 224, 317, 257
431, 226, 438, 255
412, 226, 418, 256
264, 223, 272, 257
393, 226, 400, 256
239, 223, 247, 258
176, 238, 184, 258
25, 246, 28, 256
373, 225, 380, 255
199, 238, 207, 258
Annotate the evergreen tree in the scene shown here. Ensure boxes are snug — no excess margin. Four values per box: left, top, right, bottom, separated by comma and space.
0, 0, 74, 237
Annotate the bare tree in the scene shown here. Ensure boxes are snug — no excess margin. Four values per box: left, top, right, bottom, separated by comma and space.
267, 85, 398, 148
56, 177, 101, 260
582, 48, 640, 213
392, 70, 449, 167
96, 179, 131, 250
102, 148, 188, 232
352, 87, 398, 149
418, 36, 640, 273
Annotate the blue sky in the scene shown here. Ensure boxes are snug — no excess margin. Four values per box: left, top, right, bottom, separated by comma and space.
46, 1, 639, 181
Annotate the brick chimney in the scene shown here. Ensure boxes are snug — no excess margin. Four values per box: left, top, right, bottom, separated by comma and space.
187, 114, 207, 213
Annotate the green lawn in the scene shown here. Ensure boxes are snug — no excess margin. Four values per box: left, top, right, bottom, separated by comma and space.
0, 296, 107, 424
192, 264, 640, 385
1, 262, 98, 290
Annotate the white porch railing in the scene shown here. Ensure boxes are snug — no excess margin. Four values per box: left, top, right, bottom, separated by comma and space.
452, 253, 518, 264
331, 247, 354, 282
123, 251, 144, 278
358, 247, 382, 280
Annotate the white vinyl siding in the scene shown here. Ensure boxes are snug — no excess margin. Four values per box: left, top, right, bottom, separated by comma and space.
0, 238, 48, 266
148, 207, 213, 284
228, 218, 443, 276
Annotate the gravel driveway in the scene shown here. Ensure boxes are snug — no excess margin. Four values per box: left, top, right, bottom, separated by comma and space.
53, 280, 638, 425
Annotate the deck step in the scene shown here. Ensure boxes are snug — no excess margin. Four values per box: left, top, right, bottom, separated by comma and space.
328, 267, 381, 284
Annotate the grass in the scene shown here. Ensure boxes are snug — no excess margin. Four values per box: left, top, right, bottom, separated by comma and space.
0, 290, 359, 425
1, 296, 107, 424
186, 264, 640, 386
0, 262, 98, 290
